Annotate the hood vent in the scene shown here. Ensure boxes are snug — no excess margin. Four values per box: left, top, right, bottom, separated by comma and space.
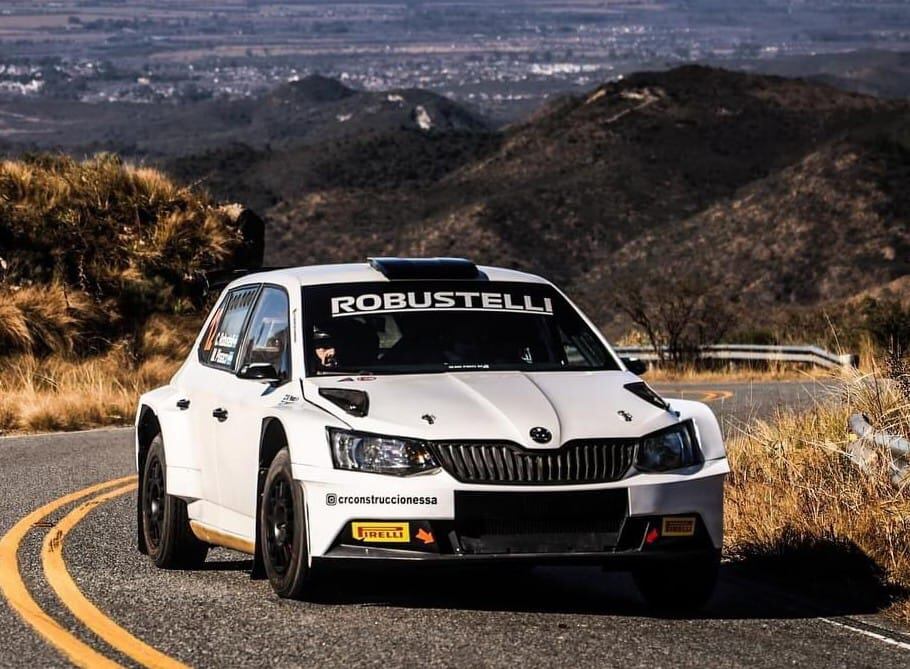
623, 381, 670, 411
319, 388, 370, 417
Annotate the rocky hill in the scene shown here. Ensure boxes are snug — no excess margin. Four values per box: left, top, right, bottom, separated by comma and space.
230, 66, 909, 333
600, 118, 910, 311
3, 66, 908, 338
0, 75, 490, 158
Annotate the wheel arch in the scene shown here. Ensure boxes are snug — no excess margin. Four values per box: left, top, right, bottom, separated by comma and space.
258, 417, 289, 471
253, 417, 290, 578
135, 404, 161, 555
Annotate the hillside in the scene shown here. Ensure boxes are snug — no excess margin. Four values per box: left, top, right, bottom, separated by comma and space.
3, 66, 908, 340
0, 154, 267, 432
2, 66, 909, 432
597, 118, 910, 312
0, 75, 491, 158
222, 66, 909, 333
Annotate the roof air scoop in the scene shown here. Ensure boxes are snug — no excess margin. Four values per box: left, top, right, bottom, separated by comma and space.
368, 257, 484, 280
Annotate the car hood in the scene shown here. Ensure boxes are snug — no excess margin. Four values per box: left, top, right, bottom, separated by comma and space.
304, 371, 675, 448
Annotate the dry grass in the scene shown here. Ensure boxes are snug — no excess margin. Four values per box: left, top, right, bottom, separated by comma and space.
0, 153, 246, 434
0, 283, 108, 355
0, 153, 240, 283
138, 313, 202, 358
0, 154, 244, 432
644, 363, 833, 383
726, 369, 910, 623
0, 349, 181, 434
0, 314, 199, 435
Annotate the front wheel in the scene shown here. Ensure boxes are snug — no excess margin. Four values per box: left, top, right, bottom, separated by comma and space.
260, 449, 312, 599
141, 436, 208, 569
632, 553, 720, 614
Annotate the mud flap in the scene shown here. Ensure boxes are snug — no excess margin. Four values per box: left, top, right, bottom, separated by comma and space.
250, 466, 267, 579
137, 469, 148, 555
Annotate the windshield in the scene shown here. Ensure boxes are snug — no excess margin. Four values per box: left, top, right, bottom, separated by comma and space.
302, 281, 619, 376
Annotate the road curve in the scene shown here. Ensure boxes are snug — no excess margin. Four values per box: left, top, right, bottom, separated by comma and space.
1, 381, 909, 668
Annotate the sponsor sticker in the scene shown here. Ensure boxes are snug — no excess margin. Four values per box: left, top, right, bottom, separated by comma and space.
212, 348, 235, 366
351, 522, 410, 543
661, 516, 696, 537
214, 332, 239, 349
327, 493, 438, 506
329, 291, 554, 318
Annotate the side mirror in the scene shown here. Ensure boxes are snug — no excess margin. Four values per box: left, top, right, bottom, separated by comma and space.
237, 363, 282, 382
621, 356, 648, 376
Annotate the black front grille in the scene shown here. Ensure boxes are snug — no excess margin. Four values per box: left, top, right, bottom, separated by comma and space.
428, 439, 636, 484
455, 489, 628, 554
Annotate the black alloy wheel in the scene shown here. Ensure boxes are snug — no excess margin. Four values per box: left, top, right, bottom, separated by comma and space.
265, 476, 295, 575
143, 454, 166, 550
259, 449, 312, 599
140, 435, 208, 569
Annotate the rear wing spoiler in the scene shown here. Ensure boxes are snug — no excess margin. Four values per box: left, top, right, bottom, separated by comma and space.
198, 207, 275, 295
202, 266, 290, 293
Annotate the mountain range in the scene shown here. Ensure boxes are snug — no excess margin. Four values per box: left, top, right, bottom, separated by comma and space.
2, 66, 908, 336
184, 67, 910, 334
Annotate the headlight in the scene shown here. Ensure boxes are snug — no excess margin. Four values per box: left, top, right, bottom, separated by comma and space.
635, 422, 701, 473
328, 429, 438, 476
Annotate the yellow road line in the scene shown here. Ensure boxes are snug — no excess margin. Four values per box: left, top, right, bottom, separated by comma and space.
700, 390, 734, 402
0, 476, 133, 669
42, 483, 190, 669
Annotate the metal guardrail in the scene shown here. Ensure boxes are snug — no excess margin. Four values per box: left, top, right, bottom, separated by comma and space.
848, 414, 910, 487
614, 344, 858, 370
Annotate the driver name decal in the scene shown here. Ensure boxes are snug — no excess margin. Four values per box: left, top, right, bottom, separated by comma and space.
330, 291, 554, 317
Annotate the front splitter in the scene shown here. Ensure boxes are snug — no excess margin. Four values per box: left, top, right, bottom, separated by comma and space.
315, 545, 721, 570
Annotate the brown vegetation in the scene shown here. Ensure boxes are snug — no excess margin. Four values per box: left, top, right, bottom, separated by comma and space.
725, 370, 910, 623
0, 283, 105, 356
615, 275, 736, 365
0, 349, 179, 434
0, 154, 243, 434
0, 314, 196, 435
0, 153, 245, 357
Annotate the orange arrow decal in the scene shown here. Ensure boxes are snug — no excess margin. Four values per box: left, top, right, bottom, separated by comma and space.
415, 528, 435, 544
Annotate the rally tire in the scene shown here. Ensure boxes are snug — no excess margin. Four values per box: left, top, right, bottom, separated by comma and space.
260, 449, 312, 599
141, 436, 209, 569
632, 552, 720, 614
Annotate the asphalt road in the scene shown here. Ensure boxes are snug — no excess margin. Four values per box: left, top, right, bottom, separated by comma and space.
1, 380, 908, 668
653, 378, 841, 424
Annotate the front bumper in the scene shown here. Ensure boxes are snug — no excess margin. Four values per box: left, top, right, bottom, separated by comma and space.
294, 458, 728, 561
316, 514, 718, 571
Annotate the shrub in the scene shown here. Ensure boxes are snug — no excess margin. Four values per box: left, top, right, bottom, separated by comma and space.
614, 275, 737, 365
860, 297, 910, 357
0, 153, 246, 356
0, 283, 107, 356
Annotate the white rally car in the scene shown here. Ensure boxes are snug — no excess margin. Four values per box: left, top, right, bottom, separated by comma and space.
136, 258, 728, 609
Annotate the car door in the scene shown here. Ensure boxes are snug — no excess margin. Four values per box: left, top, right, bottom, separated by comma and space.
213, 285, 293, 539
182, 284, 261, 530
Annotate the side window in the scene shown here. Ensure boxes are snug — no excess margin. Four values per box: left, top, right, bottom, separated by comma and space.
199, 286, 260, 370
239, 287, 291, 380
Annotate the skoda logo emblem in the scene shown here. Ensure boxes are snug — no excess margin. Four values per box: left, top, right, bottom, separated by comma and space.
530, 427, 552, 444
